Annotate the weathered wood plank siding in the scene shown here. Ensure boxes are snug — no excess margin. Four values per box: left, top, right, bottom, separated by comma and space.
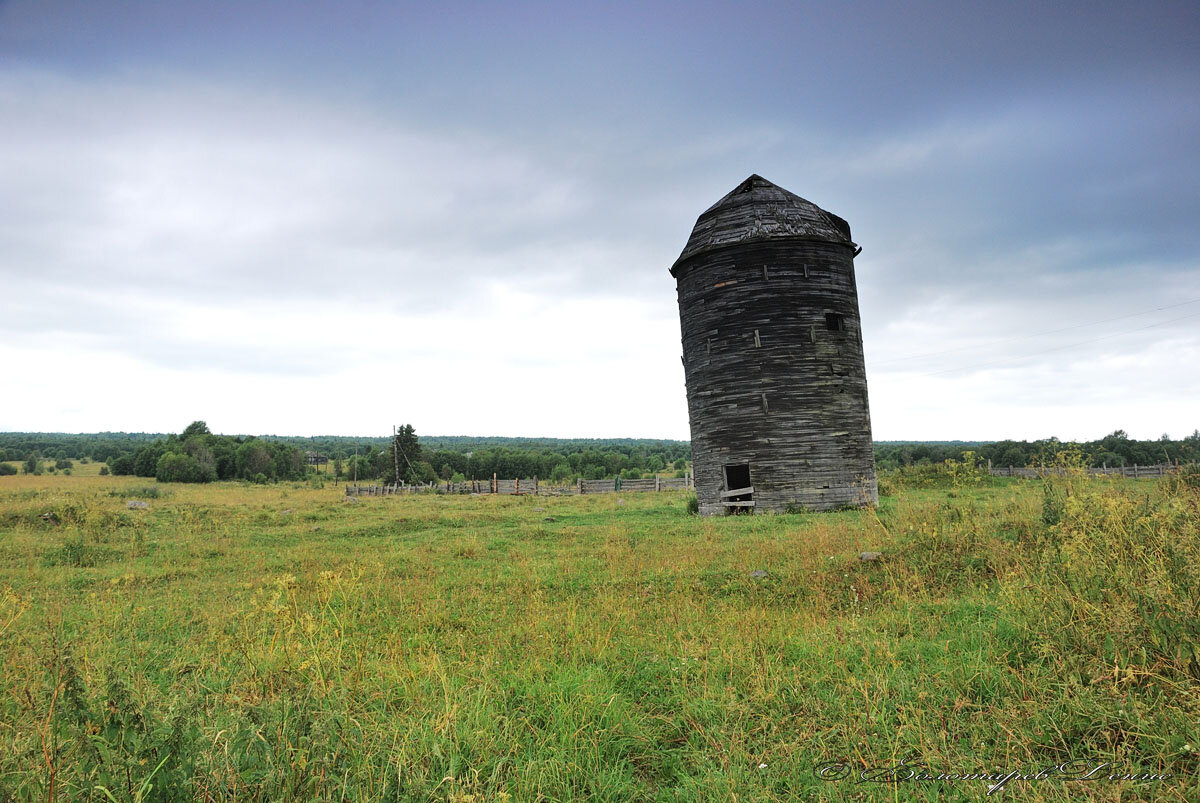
672, 175, 878, 514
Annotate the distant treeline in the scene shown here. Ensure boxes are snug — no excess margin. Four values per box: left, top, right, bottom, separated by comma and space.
0, 429, 692, 484
0, 424, 308, 483
0, 432, 164, 463
342, 434, 693, 484
2, 429, 1198, 481
875, 430, 1200, 469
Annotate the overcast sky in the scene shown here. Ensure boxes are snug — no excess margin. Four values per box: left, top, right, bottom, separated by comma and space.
2, 0, 1197, 441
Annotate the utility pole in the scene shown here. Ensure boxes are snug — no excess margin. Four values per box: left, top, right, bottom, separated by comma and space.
353, 444, 358, 486
393, 425, 401, 487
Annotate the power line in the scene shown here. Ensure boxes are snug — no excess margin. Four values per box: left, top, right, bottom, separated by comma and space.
873, 297, 1200, 366
918, 310, 1200, 377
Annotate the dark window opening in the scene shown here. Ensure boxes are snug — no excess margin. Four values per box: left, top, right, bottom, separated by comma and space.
724, 464, 751, 491
722, 464, 754, 513
825, 313, 845, 332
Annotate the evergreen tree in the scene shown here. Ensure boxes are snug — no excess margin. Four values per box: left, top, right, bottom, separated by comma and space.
389, 424, 423, 483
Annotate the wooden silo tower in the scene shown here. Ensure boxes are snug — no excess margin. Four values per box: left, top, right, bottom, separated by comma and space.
672, 174, 877, 514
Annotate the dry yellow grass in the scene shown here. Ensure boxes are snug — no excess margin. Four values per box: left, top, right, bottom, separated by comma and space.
0, 468, 1196, 800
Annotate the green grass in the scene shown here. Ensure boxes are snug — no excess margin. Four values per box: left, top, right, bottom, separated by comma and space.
0, 469, 1197, 801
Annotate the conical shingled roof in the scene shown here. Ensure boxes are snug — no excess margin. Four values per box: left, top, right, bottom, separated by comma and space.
671, 174, 854, 275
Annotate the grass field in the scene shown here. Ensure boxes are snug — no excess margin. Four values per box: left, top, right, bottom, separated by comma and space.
0, 466, 1197, 801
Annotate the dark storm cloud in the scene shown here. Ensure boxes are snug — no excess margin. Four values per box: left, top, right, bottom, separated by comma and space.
1, 0, 1197, 436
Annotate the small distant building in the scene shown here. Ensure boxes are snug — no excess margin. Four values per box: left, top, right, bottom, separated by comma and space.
671, 175, 877, 514
305, 451, 328, 466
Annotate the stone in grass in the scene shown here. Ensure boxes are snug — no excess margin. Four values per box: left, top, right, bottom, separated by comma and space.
543, 517, 557, 523
617, 498, 626, 506
859, 551, 881, 562
749, 569, 769, 578
126, 500, 149, 510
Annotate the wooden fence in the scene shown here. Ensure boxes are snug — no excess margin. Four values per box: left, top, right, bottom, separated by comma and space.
344, 463, 1186, 498
987, 462, 1180, 479
345, 474, 694, 497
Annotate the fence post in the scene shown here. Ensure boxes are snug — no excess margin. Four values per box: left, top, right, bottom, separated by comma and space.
515, 477, 520, 495
492, 473, 497, 494
534, 475, 538, 495
655, 473, 661, 492
578, 477, 583, 495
